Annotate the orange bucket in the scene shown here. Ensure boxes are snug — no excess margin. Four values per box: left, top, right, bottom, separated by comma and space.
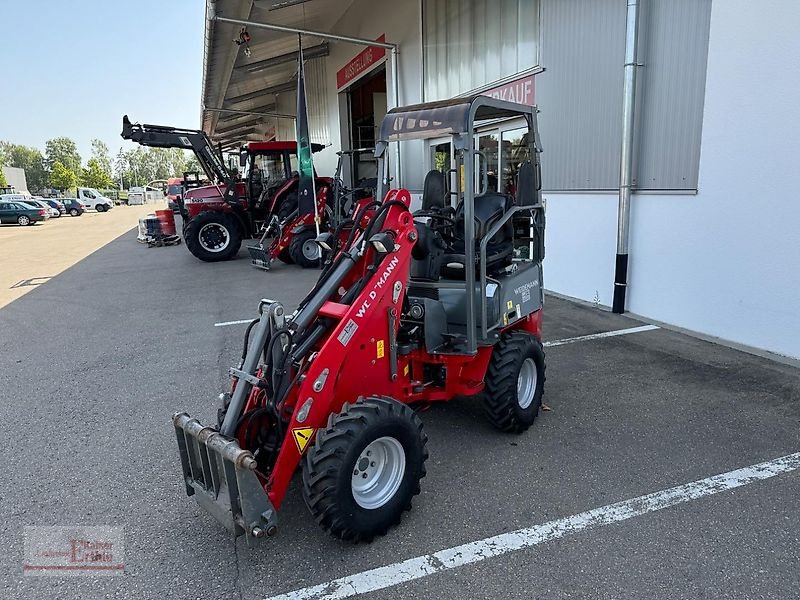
155, 209, 176, 236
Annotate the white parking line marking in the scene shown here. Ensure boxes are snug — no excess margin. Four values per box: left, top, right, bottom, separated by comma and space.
265, 452, 800, 600
543, 324, 659, 347
214, 318, 253, 327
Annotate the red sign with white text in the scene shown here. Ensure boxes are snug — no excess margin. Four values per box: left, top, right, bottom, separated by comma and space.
337, 34, 387, 89
482, 74, 535, 106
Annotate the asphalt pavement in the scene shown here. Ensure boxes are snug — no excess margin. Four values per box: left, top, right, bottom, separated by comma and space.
0, 227, 798, 600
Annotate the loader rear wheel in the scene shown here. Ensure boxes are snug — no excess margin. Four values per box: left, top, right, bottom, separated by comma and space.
289, 229, 321, 268
276, 191, 298, 223
483, 331, 545, 433
277, 247, 294, 264
302, 396, 428, 542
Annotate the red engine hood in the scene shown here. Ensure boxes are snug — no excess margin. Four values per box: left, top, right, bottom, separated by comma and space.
184, 182, 247, 201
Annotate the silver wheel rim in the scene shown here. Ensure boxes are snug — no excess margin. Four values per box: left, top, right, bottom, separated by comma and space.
351, 436, 406, 510
302, 238, 320, 261
198, 222, 230, 253
19, 216, 29, 225
517, 357, 537, 409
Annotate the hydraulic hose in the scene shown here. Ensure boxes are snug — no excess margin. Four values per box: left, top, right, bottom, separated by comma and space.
240, 318, 259, 361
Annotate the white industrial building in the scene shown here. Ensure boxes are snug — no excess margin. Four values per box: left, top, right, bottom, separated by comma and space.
1, 166, 30, 195
200, 0, 800, 360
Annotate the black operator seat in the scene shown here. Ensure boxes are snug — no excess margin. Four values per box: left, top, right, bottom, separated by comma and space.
442, 192, 514, 278
515, 160, 536, 206
410, 169, 450, 281
420, 169, 447, 212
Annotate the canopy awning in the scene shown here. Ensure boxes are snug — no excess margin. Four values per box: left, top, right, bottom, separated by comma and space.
379, 95, 538, 142
201, 0, 357, 144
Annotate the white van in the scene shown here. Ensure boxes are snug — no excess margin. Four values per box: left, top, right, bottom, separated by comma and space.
75, 187, 114, 212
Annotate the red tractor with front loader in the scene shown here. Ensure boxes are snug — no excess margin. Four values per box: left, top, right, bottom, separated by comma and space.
121, 116, 333, 266
172, 96, 546, 542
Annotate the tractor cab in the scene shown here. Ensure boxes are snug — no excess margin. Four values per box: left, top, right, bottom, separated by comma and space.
238, 141, 325, 219
375, 94, 545, 355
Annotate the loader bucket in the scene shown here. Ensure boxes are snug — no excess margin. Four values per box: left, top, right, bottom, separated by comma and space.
172, 412, 277, 542
247, 244, 271, 270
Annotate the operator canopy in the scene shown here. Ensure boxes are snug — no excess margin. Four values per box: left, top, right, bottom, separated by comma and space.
378, 94, 538, 142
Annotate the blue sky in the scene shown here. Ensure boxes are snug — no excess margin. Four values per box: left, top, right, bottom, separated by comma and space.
0, 0, 204, 161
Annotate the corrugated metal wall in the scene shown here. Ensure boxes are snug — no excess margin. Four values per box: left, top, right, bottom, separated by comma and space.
536, 0, 626, 191
535, 0, 711, 191
633, 0, 712, 191
273, 57, 331, 144
306, 57, 331, 145
422, 0, 540, 102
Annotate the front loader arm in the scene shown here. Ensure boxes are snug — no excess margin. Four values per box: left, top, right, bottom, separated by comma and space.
121, 115, 239, 205
266, 190, 418, 508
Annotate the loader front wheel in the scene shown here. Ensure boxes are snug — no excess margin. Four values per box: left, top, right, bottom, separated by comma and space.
302, 396, 428, 542
483, 331, 545, 433
290, 228, 321, 268
184, 211, 242, 262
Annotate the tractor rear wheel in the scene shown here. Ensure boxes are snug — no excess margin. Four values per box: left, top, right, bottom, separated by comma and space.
184, 211, 242, 262
289, 228, 321, 268
302, 396, 428, 542
483, 331, 545, 433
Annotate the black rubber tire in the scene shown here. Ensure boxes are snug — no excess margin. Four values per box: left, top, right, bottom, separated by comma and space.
17, 215, 30, 226
483, 331, 546, 433
69, 208, 79, 217
277, 247, 294, 265
275, 191, 298, 223
302, 396, 428, 542
289, 228, 321, 268
184, 211, 243, 262
96, 204, 107, 213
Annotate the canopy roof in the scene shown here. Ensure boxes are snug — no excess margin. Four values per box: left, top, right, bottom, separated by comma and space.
379, 95, 537, 142
202, 0, 356, 145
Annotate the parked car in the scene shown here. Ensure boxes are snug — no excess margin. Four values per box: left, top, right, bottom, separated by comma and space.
27, 199, 60, 218
0, 200, 47, 225
42, 199, 67, 216
17, 199, 51, 220
60, 199, 85, 217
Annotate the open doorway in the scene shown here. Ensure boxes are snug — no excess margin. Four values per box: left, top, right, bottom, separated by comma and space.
345, 66, 386, 187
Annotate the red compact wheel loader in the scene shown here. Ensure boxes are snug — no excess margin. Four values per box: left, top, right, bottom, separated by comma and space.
121, 116, 333, 266
247, 147, 377, 271
172, 96, 547, 542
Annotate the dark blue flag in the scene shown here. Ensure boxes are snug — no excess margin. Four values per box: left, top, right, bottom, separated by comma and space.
296, 38, 317, 218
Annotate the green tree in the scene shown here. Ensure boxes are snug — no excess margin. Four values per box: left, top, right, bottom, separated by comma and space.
45, 137, 81, 174
81, 158, 114, 189
50, 160, 78, 191
113, 148, 129, 188
0, 169, 7, 187
90, 139, 113, 181
184, 154, 202, 175
0, 142, 47, 191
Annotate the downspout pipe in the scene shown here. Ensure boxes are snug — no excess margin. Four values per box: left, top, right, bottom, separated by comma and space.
613, 0, 641, 314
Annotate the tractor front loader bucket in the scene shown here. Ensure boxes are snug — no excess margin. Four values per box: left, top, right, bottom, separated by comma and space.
173, 412, 277, 543
247, 244, 271, 270
248, 217, 280, 270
